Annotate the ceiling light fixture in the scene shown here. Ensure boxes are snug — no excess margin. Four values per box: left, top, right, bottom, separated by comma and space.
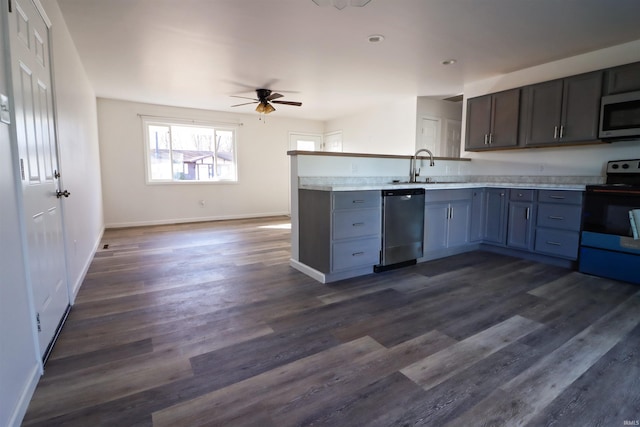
312, 0, 372, 10
367, 34, 385, 43
442, 59, 457, 65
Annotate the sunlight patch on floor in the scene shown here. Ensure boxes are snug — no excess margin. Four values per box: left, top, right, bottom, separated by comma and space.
258, 223, 291, 230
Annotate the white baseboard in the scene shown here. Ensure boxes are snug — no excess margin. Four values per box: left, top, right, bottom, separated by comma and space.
290, 259, 327, 283
7, 364, 39, 427
69, 225, 105, 304
104, 211, 290, 229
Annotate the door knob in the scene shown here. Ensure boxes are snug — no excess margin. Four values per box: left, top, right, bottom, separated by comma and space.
56, 190, 70, 198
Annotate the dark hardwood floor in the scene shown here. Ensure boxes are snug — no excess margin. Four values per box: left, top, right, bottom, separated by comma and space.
22, 216, 640, 426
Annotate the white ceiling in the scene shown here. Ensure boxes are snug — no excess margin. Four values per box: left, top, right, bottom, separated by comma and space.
56, 0, 640, 121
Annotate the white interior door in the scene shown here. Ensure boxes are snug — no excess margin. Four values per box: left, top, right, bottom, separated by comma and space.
9, 0, 70, 358
419, 117, 441, 155
289, 132, 323, 151
445, 119, 462, 157
323, 131, 343, 152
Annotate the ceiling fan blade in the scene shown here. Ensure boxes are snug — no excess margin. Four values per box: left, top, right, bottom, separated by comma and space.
230, 95, 258, 101
266, 92, 284, 101
271, 100, 302, 106
231, 101, 258, 107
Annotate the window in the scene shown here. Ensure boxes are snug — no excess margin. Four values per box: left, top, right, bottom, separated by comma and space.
143, 117, 237, 183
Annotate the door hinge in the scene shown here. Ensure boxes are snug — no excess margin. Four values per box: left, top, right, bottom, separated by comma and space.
54, 169, 60, 179
36, 313, 41, 332
19, 158, 25, 180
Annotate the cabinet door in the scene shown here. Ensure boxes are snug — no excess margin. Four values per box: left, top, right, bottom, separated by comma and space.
483, 188, 508, 245
523, 80, 563, 146
605, 62, 640, 95
448, 200, 471, 247
560, 71, 603, 143
470, 189, 485, 242
507, 202, 534, 250
489, 89, 520, 148
424, 203, 449, 251
465, 95, 492, 150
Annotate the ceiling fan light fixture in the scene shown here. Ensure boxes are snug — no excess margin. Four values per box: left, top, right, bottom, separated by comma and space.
255, 102, 266, 113
264, 103, 276, 114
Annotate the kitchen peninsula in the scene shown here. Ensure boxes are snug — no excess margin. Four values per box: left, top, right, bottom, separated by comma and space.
289, 151, 602, 284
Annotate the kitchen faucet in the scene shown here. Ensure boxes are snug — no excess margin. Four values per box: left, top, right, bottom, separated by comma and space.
410, 148, 435, 183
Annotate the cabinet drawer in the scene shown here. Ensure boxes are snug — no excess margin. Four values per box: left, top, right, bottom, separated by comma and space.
510, 189, 535, 201
534, 228, 579, 259
425, 189, 472, 203
537, 204, 582, 231
333, 209, 381, 240
538, 190, 583, 205
333, 191, 381, 210
332, 238, 381, 271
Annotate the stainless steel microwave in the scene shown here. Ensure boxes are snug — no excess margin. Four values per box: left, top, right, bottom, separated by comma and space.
599, 90, 640, 140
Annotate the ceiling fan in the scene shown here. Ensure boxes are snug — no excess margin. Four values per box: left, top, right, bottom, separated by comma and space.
230, 89, 302, 114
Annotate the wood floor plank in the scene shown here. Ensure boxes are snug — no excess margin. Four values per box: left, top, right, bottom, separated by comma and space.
445, 290, 640, 426
152, 336, 386, 427
527, 322, 640, 426
400, 315, 543, 391
22, 217, 640, 426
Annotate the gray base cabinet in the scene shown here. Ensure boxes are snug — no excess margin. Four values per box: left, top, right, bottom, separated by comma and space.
482, 188, 508, 245
424, 190, 472, 253
507, 190, 536, 250
534, 190, 583, 260
299, 190, 381, 276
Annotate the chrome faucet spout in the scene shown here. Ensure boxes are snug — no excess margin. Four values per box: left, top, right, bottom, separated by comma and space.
410, 148, 435, 182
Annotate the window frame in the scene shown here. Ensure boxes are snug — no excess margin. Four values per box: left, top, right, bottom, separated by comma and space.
141, 116, 239, 185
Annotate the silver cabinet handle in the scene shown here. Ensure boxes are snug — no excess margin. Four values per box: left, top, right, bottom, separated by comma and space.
489, 133, 493, 144
548, 216, 564, 220
526, 207, 530, 220
352, 251, 365, 256
352, 222, 364, 227
559, 125, 565, 138
546, 241, 562, 246
484, 134, 488, 145
549, 195, 565, 200
449, 207, 454, 219
352, 200, 365, 204
553, 126, 558, 139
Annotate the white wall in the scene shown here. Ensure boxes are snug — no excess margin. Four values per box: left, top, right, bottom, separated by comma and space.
1, 4, 41, 426
324, 97, 417, 155
45, 0, 104, 300
1, 1, 105, 424
98, 98, 324, 227
461, 39, 640, 176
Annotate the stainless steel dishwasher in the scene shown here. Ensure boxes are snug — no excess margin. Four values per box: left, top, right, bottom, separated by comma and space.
376, 188, 425, 271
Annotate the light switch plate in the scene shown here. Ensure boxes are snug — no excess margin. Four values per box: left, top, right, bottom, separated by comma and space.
0, 94, 10, 124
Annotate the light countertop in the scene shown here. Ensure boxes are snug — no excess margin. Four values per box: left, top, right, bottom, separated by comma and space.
297, 175, 604, 192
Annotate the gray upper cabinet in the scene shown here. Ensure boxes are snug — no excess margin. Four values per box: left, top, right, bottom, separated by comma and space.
465, 89, 520, 151
604, 61, 640, 95
522, 71, 603, 146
